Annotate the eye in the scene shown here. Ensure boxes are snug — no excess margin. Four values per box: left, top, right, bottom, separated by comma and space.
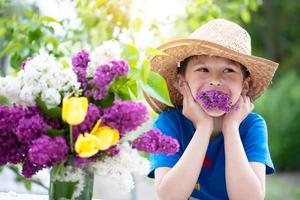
196, 67, 209, 72
223, 68, 235, 73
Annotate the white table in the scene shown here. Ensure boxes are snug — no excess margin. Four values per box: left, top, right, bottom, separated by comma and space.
0, 192, 102, 200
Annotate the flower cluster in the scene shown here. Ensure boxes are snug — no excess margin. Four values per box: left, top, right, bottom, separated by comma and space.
0, 40, 180, 194
196, 90, 232, 112
0, 53, 81, 106
102, 100, 148, 138
0, 105, 63, 177
87, 60, 129, 100
94, 142, 150, 192
132, 129, 179, 155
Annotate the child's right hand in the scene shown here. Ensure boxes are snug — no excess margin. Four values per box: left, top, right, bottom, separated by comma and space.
181, 81, 213, 131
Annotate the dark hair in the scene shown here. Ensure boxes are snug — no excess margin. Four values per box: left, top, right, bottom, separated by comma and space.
177, 55, 250, 79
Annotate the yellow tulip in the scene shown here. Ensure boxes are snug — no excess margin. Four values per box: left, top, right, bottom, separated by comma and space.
62, 97, 88, 125
90, 119, 120, 150
75, 133, 101, 158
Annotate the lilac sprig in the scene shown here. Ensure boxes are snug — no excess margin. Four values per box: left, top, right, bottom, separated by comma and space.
87, 60, 129, 100
102, 100, 148, 138
132, 129, 179, 155
196, 90, 232, 112
72, 50, 90, 88
28, 135, 69, 167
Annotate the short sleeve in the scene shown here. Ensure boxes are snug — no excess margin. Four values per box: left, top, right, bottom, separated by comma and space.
147, 111, 183, 178
242, 113, 275, 174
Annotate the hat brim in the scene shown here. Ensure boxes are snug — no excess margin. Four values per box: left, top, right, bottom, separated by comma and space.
145, 39, 279, 113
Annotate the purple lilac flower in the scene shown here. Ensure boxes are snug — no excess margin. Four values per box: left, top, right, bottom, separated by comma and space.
102, 100, 148, 138
132, 129, 179, 155
111, 60, 129, 76
73, 156, 91, 168
22, 159, 44, 178
0, 105, 12, 133
20, 57, 33, 70
28, 135, 68, 167
0, 105, 64, 177
72, 50, 90, 68
72, 103, 102, 141
88, 64, 116, 100
15, 115, 46, 145
106, 145, 120, 156
72, 50, 90, 88
0, 105, 44, 165
0, 105, 27, 165
196, 90, 232, 112
87, 60, 129, 100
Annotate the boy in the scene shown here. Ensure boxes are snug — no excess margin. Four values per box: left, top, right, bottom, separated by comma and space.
145, 19, 278, 200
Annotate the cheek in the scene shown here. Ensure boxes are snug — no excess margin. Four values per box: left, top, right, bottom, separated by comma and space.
186, 78, 203, 97
229, 85, 243, 104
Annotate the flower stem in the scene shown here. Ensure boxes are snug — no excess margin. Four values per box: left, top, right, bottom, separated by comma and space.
69, 125, 73, 152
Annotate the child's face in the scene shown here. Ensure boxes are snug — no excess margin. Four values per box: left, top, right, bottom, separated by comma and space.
178, 55, 250, 117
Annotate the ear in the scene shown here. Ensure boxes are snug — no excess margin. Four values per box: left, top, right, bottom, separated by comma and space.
241, 77, 251, 96
177, 74, 186, 95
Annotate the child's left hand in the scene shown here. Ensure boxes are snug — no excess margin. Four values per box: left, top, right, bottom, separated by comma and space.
222, 95, 254, 133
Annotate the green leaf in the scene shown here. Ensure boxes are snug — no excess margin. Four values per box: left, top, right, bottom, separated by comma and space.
0, 42, 22, 57
249, 0, 258, 11
10, 53, 22, 70
141, 60, 150, 84
44, 36, 59, 48
145, 47, 167, 58
40, 16, 60, 24
36, 97, 62, 119
0, 96, 9, 105
0, 27, 6, 37
28, 28, 43, 41
240, 8, 251, 23
25, 180, 32, 190
142, 71, 173, 107
94, 92, 115, 108
121, 44, 140, 69
46, 128, 68, 137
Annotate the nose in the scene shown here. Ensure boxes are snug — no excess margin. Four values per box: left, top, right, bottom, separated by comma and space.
209, 80, 222, 87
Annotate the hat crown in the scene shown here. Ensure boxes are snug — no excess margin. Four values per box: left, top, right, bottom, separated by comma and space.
190, 19, 251, 55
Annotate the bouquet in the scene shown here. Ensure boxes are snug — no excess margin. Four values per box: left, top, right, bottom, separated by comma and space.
0, 40, 179, 199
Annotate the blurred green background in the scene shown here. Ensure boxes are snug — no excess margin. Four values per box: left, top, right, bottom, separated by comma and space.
1, 0, 299, 199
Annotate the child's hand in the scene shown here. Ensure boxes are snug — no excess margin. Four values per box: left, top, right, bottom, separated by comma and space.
222, 95, 254, 133
182, 81, 213, 131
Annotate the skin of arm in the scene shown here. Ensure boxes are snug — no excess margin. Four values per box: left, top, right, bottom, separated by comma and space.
155, 125, 211, 200
155, 81, 213, 200
223, 95, 266, 200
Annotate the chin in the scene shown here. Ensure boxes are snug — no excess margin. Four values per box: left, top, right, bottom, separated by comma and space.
202, 107, 226, 117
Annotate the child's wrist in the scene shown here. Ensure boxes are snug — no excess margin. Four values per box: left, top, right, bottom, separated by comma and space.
195, 122, 213, 134
222, 123, 239, 133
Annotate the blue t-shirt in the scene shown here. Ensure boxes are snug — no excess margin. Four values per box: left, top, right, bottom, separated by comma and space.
148, 108, 274, 200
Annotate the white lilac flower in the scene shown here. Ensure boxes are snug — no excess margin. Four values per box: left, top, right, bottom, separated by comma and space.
93, 142, 150, 193
1, 53, 82, 107
0, 76, 21, 105
41, 88, 61, 106
87, 40, 122, 77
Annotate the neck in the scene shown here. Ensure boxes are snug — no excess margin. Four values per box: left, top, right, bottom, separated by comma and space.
211, 116, 224, 140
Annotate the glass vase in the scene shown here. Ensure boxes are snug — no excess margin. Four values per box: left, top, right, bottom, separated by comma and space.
49, 164, 94, 200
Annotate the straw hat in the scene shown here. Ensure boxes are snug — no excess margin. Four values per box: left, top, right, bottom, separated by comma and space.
144, 18, 279, 113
